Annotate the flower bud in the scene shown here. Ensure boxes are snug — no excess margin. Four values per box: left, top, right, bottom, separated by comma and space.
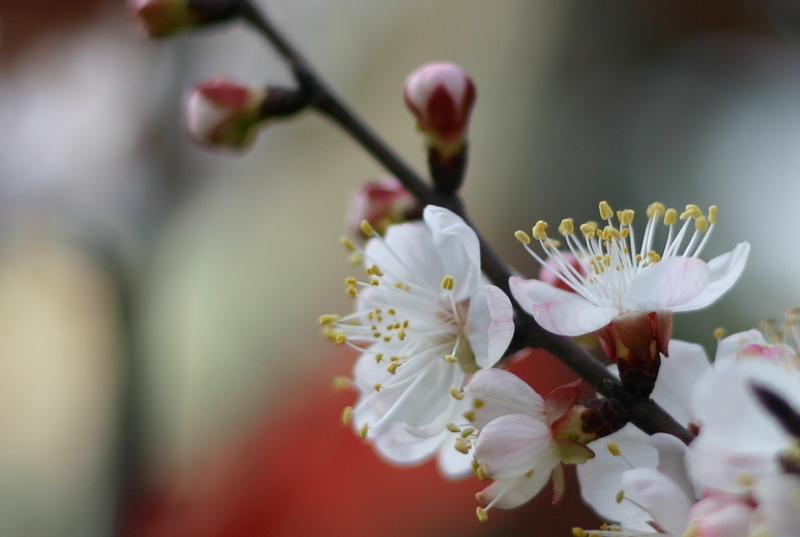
130, 0, 238, 39
186, 77, 267, 151
347, 177, 416, 239
403, 63, 476, 157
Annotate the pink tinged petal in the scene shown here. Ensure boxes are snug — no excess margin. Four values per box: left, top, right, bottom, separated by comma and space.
475, 414, 554, 479
477, 465, 556, 509
686, 496, 753, 537
622, 468, 692, 537
650, 340, 711, 426
622, 256, 710, 313
423, 206, 482, 298
466, 285, 515, 368
670, 242, 750, 313
465, 369, 545, 427
714, 329, 768, 364
509, 277, 619, 337
544, 380, 583, 424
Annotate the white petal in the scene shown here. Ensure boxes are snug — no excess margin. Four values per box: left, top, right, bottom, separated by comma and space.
373, 424, 445, 465
648, 433, 694, 503
714, 329, 768, 365
364, 221, 444, 291
436, 434, 475, 479
465, 285, 515, 368
477, 469, 554, 509
622, 468, 692, 537
510, 277, 618, 336
670, 242, 750, 312
650, 340, 710, 426
465, 369, 545, 428
577, 425, 657, 529
622, 256, 709, 312
475, 414, 554, 479
423, 205, 482, 299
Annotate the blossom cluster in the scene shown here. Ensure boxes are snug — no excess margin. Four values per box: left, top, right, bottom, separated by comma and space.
320, 196, 784, 534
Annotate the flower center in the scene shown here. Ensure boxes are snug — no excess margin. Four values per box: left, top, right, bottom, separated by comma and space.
516, 201, 718, 311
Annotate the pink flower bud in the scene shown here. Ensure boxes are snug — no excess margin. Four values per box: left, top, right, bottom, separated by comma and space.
130, 0, 194, 38
403, 63, 476, 156
186, 77, 266, 151
347, 177, 416, 238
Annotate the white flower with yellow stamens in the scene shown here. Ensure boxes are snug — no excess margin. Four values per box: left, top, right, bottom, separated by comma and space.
510, 201, 749, 337
322, 205, 514, 471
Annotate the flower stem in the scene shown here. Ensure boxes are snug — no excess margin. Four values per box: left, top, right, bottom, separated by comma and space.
235, 0, 694, 444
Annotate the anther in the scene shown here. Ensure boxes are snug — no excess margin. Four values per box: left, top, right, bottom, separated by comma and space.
532, 220, 549, 240
387, 361, 399, 374
599, 201, 614, 220
473, 399, 485, 409
680, 204, 702, 220
646, 202, 665, 219
345, 277, 358, 285
476, 465, 489, 481
334, 333, 347, 344
450, 387, 465, 400
515, 230, 531, 244
606, 442, 622, 456
332, 376, 351, 390
441, 275, 455, 291
713, 327, 726, 340
373, 383, 382, 391
369, 264, 383, 277
572, 528, 587, 537
615, 490, 624, 503
341, 406, 353, 424
476, 507, 489, 522
359, 422, 369, 438
319, 314, 340, 325
664, 208, 677, 225
340, 236, 356, 251
708, 205, 718, 224
695, 216, 708, 232
463, 410, 475, 422
580, 221, 598, 238
446, 423, 461, 433
454, 437, 471, 454
444, 354, 458, 363
460, 427, 475, 439
559, 218, 574, 236
620, 209, 636, 226
360, 220, 375, 236
374, 353, 383, 363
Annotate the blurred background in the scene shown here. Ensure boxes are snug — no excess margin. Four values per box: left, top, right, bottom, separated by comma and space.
1, 0, 799, 535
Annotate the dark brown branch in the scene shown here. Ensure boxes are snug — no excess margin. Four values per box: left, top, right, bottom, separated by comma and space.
235, 0, 694, 444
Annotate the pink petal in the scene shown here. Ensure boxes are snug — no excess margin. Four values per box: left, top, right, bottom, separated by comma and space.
510, 277, 619, 336
465, 284, 515, 369
544, 380, 582, 424
475, 414, 553, 479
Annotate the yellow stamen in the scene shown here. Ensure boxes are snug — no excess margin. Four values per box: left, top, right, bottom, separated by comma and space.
446, 423, 461, 433
646, 202, 665, 219
599, 201, 614, 220
619, 209, 635, 226
532, 220, 549, 240
341, 406, 353, 424
713, 327, 726, 340
680, 204, 702, 220
515, 230, 531, 244
615, 490, 624, 503
476, 507, 489, 522
559, 218, 574, 236
607, 442, 622, 456
441, 275, 455, 291
708, 205, 718, 224
319, 314, 340, 325
332, 376, 351, 390
450, 388, 464, 400
695, 216, 708, 232
359, 422, 369, 438
360, 220, 375, 236
340, 236, 356, 251
664, 208, 677, 225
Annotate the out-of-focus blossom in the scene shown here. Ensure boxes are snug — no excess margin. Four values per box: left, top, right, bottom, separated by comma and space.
321, 206, 514, 470
130, 0, 195, 38
510, 202, 749, 338
186, 77, 266, 151
347, 177, 416, 239
403, 63, 476, 157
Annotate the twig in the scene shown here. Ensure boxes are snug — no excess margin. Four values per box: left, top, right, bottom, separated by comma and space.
236, 0, 694, 444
